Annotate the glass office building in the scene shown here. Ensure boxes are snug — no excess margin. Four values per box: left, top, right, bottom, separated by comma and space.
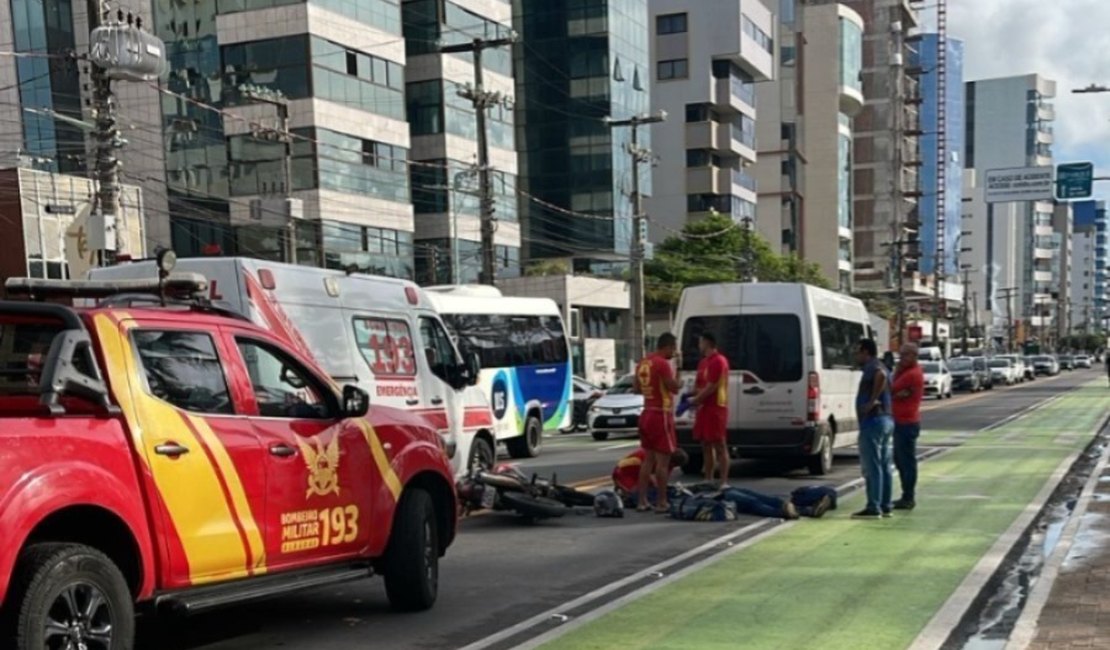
513, 0, 651, 274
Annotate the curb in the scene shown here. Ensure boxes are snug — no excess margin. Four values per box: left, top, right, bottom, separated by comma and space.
1004, 411, 1110, 650
908, 392, 1108, 650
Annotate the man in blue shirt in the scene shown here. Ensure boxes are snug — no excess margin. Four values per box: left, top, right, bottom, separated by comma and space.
853, 338, 894, 519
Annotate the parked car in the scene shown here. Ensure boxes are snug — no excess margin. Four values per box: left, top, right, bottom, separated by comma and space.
1076, 355, 1093, 369
564, 376, 604, 432
1032, 355, 1059, 376
989, 358, 1018, 385
997, 355, 1028, 382
588, 375, 642, 441
1058, 355, 1076, 371
949, 357, 987, 392
922, 361, 953, 399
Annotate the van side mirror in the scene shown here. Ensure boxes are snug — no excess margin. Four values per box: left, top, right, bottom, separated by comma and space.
342, 385, 369, 418
465, 351, 480, 387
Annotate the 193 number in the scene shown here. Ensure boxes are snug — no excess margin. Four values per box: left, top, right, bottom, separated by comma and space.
319, 505, 359, 546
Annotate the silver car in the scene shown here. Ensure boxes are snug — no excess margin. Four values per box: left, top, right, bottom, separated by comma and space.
587, 375, 642, 441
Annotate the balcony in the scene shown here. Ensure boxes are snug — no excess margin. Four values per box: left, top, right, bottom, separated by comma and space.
685, 121, 719, 151
1036, 102, 1055, 122
718, 124, 756, 159
715, 75, 756, 113
731, 167, 757, 193
841, 85, 864, 117
686, 166, 730, 195
1033, 247, 1054, 260
1034, 270, 1053, 283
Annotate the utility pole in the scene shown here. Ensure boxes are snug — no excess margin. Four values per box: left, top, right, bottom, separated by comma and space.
87, 6, 165, 266
960, 268, 972, 355
442, 36, 516, 286
608, 112, 666, 365
999, 287, 1018, 352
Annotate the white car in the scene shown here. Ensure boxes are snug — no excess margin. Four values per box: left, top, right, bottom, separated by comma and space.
588, 375, 642, 441
1076, 355, 1093, 369
922, 361, 953, 400
988, 358, 1018, 385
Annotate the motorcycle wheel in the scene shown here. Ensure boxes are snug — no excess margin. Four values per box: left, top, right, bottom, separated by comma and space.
499, 492, 567, 519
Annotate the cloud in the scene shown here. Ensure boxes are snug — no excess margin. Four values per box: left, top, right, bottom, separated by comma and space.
950, 0, 1110, 197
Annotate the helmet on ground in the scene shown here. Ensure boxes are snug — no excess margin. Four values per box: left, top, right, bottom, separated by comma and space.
594, 490, 624, 518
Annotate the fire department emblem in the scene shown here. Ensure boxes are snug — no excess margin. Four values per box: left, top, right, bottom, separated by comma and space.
296, 434, 341, 498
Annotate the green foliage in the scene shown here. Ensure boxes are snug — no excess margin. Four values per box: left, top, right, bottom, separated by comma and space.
645, 213, 832, 310
524, 258, 571, 277
853, 290, 898, 320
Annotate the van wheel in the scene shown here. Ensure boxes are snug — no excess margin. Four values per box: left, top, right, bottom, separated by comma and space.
807, 433, 834, 476
383, 489, 438, 612
681, 451, 704, 475
10, 543, 134, 650
468, 436, 495, 472
507, 415, 542, 459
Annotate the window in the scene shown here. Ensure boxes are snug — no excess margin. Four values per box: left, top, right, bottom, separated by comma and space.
656, 12, 687, 35
680, 315, 803, 382
818, 316, 866, 369
236, 339, 332, 419
419, 316, 459, 384
685, 103, 711, 123
132, 331, 233, 414
657, 58, 688, 81
441, 314, 569, 369
742, 15, 773, 53
0, 318, 88, 396
352, 317, 417, 377
406, 80, 444, 135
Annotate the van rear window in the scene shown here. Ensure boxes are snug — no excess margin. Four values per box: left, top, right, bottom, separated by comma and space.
681, 315, 803, 382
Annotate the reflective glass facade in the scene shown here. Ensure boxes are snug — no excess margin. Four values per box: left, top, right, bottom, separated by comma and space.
10, 0, 85, 174
153, 0, 413, 277
513, 0, 650, 270
913, 35, 965, 276
416, 238, 521, 285
839, 18, 862, 94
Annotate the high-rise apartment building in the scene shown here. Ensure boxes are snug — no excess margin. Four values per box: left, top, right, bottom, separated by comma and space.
755, 0, 864, 289
1072, 200, 1108, 332
913, 33, 964, 277
513, 0, 652, 274
403, 0, 521, 284
963, 74, 1058, 339
646, 0, 774, 243
835, 0, 924, 292
156, 0, 416, 278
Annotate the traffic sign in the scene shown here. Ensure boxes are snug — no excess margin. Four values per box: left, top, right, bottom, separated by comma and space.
1055, 162, 1094, 199
984, 166, 1055, 204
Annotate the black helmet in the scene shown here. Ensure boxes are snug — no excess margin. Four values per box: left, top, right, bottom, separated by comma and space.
594, 490, 624, 518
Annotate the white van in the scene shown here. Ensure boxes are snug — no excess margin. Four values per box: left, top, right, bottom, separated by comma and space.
425, 286, 572, 458
87, 257, 495, 478
674, 283, 873, 476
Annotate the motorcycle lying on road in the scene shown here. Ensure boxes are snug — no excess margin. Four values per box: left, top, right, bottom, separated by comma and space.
458, 464, 597, 521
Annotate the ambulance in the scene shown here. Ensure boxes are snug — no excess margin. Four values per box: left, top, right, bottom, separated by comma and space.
88, 257, 495, 479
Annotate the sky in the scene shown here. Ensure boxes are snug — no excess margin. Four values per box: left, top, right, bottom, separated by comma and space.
948, 0, 1110, 201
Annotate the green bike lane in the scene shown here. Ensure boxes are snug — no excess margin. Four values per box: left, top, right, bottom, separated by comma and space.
536, 384, 1110, 650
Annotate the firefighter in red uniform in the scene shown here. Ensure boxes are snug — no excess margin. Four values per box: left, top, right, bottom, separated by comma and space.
633, 333, 682, 512
692, 332, 731, 487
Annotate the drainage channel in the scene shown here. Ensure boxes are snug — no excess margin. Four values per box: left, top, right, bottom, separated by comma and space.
943, 431, 1110, 650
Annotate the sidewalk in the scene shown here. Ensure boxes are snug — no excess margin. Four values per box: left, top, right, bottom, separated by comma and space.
530, 385, 1109, 650
1013, 410, 1110, 650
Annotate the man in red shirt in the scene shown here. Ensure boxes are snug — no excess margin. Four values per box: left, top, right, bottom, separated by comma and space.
633, 333, 681, 512
891, 343, 924, 510
692, 332, 731, 487
612, 447, 689, 502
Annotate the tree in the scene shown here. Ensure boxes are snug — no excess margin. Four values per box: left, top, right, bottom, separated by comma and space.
524, 258, 571, 277
644, 213, 832, 310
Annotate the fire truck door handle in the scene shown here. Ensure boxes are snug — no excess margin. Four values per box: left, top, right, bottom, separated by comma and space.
430, 396, 444, 405
743, 387, 765, 395
406, 398, 420, 406
269, 444, 297, 458
154, 442, 190, 457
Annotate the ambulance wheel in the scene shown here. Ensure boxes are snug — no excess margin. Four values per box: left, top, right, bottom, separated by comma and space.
507, 415, 543, 459
383, 489, 438, 612
468, 436, 495, 472
9, 543, 134, 650
808, 433, 834, 476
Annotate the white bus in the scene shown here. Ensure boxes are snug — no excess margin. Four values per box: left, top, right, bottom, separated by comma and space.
425, 286, 572, 459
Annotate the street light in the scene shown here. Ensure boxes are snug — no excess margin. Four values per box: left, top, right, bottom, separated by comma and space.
1072, 84, 1110, 94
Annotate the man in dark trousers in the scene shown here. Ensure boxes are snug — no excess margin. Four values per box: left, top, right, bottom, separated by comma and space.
892, 343, 925, 510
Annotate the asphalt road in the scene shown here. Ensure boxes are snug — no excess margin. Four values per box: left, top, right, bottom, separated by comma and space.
136, 369, 1102, 650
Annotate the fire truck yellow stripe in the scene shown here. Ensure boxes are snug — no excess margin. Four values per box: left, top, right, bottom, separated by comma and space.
355, 419, 402, 500
185, 415, 268, 575
100, 314, 250, 585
